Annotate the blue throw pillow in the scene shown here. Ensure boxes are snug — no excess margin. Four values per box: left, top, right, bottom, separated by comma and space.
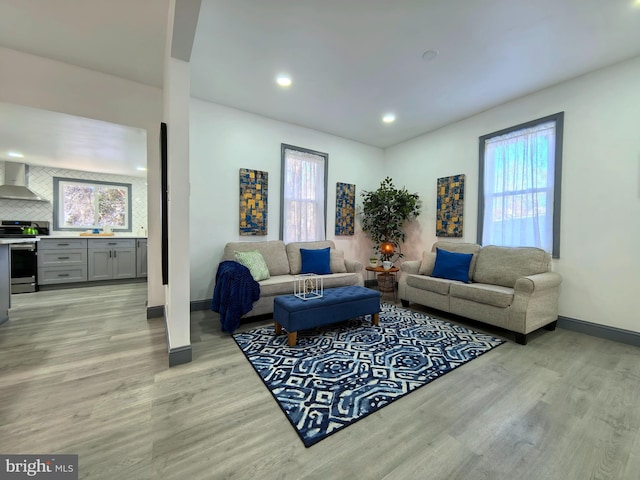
300, 247, 331, 275
431, 248, 473, 283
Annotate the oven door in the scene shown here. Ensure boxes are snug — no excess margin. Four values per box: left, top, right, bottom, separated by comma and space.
10, 243, 37, 293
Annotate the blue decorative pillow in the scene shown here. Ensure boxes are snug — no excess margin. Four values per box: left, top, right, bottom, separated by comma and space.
300, 247, 331, 275
431, 248, 473, 283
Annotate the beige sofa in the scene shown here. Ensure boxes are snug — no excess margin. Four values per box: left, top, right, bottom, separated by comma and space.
399, 241, 562, 344
222, 240, 363, 317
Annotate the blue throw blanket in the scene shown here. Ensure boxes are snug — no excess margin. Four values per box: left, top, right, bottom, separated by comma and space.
211, 261, 260, 333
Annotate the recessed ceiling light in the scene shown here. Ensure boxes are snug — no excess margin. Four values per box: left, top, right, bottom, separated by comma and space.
136, 166, 147, 171
276, 75, 292, 87
7, 151, 24, 158
422, 49, 439, 62
382, 113, 396, 124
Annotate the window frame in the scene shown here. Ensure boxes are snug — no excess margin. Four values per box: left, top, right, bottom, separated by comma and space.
280, 143, 329, 242
477, 112, 564, 258
53, 177, 133, 232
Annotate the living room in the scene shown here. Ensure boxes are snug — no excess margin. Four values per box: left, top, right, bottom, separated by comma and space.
190, 55, 639, 340
1, 1, 639, 478
1, 0, 638, 356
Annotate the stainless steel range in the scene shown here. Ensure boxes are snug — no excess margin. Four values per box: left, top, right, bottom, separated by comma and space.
0, 220, 50, 294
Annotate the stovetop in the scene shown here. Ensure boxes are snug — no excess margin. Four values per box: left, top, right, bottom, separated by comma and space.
0, 220, 50, 238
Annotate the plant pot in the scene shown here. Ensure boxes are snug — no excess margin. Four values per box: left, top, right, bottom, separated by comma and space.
382, 261, 392, 271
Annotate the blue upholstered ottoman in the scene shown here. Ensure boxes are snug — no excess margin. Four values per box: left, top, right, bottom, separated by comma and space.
273, 285, 382, 346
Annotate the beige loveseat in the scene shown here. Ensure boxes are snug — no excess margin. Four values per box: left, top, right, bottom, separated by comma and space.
222, 240, 364, 317
398, 241, 562, 344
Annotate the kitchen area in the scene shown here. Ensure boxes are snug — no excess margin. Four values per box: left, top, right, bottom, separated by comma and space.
1, 195, 148, 325
0, 103, 149, 325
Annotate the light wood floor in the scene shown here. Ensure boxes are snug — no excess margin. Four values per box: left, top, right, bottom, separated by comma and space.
1, 283, 639, 480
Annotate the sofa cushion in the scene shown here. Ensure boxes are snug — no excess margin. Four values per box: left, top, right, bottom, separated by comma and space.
224, 241, 290, 276
330, 249, 348, 273
431, 248, 473, 283
473, 245, 550, 288
300, 247, 331, 274
286, 240, 336, 274
430, 241, 481, 281
418, 251, 436, 275
450, 282, 514, 308
259, 273, 360, 297
234, 250, 270, 281
406, 274, 454, 295
322, 273, 361, 289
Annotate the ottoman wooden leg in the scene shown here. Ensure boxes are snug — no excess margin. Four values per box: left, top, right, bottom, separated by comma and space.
274, 321, 282, 335
287, 331, 297, 346
372, 313, 379, 326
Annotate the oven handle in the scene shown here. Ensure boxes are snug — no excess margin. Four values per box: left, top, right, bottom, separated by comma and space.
10, 243, 37, 251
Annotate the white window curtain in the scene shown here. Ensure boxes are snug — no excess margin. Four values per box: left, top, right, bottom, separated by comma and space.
482, 121, 556, 252
282, 148, 326, 243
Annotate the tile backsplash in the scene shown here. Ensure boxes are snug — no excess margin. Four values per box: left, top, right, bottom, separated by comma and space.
0, 162, 147, 233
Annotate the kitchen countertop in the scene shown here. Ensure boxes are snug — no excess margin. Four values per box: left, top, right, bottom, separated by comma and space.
41, 235, 147, 239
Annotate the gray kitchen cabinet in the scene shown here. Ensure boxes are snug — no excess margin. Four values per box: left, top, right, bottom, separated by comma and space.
37, 238, 88, 285
136, 239, 147, 277
87, 239, 136, 281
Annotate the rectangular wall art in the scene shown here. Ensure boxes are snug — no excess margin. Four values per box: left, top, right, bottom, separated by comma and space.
436, 174, 465, 237
239, 168, 268, 236
335, 182, 355, 236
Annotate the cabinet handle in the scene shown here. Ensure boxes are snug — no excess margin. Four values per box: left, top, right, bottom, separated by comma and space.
58, 273, 69, 277
58, 243, 69, 246
109, 251, 112, 258
108, 242, 117, 245
58, 256, 69, 260
113, 251, 117, 258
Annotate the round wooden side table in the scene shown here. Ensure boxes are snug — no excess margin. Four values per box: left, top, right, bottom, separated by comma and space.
365, 265, 399, 301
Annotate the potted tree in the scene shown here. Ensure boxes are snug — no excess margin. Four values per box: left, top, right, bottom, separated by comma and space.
360, 177, 421, 274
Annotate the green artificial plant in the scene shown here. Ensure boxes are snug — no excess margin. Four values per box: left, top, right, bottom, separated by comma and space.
360, 177, 422, 262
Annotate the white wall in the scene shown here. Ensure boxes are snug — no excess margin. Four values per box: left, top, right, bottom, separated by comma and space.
189, 99, 385, 301
163, 54, 192, 351
0, 47, 164, 308
386, 56, 640, 333
0, 163, 147, 234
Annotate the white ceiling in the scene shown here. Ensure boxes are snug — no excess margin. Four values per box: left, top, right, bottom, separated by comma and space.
1, 0, 639, 174
191, 0, 640, 148
0, 102, 148, 177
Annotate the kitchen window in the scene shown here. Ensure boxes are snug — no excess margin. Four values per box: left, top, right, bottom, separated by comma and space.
280, 144, 328, 242
53, 177, 132, 231
478, 112, 563, 258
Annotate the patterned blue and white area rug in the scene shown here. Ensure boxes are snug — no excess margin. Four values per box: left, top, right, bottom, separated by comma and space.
232, 303, 505, 447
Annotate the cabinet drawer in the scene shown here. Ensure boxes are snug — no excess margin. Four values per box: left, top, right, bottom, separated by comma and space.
37, 249, 87, 267
88, 239, 135, 249
38, 265, 88, 284
38, 238, 87, 250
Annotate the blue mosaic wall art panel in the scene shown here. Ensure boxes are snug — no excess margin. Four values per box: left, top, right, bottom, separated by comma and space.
335, 182, 355, 236
436, 174, 464, 237
239, 168, 268, 236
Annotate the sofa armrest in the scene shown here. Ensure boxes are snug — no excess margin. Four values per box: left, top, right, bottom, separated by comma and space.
345, 259, 363, 273
400, 260, 421, 275
514, 272, 562, 295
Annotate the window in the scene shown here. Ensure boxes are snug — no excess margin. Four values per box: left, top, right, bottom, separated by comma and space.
53, 177, 132, 231
280, 144, 328, 243
478, 112, 563, 258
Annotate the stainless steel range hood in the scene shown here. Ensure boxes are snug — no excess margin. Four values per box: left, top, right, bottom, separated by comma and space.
0, 162, 48, 202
